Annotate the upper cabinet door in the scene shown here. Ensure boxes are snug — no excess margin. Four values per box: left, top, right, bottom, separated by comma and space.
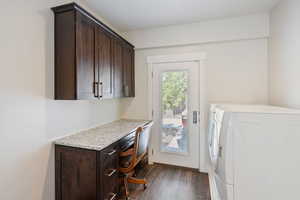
112, 39, 123, 98
76, 11, 96, 99
122, 45, 135, 97
95, 27, 113, 99
53, 10, 76, 100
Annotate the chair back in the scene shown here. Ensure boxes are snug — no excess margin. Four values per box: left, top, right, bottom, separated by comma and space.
133, 122, 153, 165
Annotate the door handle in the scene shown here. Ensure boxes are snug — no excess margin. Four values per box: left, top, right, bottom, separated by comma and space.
219, 146, 223, 158
193, 111, 198, 124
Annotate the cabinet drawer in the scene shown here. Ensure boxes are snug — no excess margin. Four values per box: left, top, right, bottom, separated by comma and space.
102, 168, 119, 200
102, 154, 119, 180
101, 143, 119, 165
100, 143, 120, 200
119, 131, 136, 151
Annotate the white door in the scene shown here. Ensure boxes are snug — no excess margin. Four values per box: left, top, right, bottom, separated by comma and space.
151, 61, 200, 168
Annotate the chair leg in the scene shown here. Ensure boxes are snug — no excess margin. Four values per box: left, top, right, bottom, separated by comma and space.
124, 177, 129, 198
127, 177, 147, 190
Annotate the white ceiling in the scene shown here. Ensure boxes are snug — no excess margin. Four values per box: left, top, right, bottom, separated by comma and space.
84, 0, 280, 31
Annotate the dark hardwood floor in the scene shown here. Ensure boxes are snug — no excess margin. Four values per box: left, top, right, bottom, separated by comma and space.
120, 164, 211, 200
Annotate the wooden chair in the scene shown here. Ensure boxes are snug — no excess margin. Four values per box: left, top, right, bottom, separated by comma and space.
119, 121, 154, 200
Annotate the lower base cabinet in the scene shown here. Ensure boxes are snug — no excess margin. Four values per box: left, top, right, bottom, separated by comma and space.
55, 142, 121, 200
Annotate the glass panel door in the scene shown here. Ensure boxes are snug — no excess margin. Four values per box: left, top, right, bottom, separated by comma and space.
151, 61, 200, 169
160, 70, 189, 154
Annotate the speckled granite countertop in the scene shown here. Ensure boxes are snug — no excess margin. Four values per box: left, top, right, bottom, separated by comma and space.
55, 119, 151, 151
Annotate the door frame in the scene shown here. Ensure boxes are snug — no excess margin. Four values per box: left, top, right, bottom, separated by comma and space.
147, 53, 207, 172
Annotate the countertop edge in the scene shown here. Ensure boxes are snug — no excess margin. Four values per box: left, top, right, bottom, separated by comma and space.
54, 119, 151, 151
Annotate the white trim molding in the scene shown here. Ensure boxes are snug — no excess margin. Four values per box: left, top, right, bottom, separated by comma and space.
147, 52, 206, 64
147, 52, 208, 173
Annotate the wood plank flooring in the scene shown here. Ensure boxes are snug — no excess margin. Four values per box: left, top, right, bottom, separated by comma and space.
120, 164, 211, 200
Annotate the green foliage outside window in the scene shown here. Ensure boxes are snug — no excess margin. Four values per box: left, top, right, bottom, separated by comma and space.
161, 71, 187, 114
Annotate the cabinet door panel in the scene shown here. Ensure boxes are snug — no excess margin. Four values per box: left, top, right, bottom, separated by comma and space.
122, 46, 135, 97
55, 146, 97, 200
112, 40, 123, 98
95, 28, 113, 98
54, 10, 76, 100
76, 11, 95, 99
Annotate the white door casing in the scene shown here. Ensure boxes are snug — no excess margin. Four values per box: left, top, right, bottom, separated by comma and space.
147, 53, 207, 172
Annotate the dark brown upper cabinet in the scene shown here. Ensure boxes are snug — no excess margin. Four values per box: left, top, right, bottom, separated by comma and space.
52, 3, 135, 100
95, 27, 113, 99
112, 39, 124, 98
112, 40, 135, 98
122, 44, 135, 97
76, 11, 95, 99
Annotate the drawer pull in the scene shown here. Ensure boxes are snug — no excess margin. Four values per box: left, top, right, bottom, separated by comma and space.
107, 149, 117, 156
105, 169, 117, 177
106, 193, 117, 200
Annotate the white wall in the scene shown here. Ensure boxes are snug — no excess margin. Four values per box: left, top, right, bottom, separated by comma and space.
0, 1, 124, 199
121, 38, 269, 171
123, 13, 269, 49
122, 15, 269, 171
269, 0, 300, 108
122, 39, 269, 119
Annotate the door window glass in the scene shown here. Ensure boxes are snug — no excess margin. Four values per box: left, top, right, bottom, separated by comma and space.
160, 71, 189, 154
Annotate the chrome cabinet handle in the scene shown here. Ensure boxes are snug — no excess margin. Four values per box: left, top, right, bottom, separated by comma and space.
99, 82, 103, 98
107, 149, 117, 156
94, 82, 99, 98
105, 169, 117, 177
106, 193, 117, 200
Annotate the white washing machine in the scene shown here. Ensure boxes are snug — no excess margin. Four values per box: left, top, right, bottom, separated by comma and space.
207, 104, 300, 200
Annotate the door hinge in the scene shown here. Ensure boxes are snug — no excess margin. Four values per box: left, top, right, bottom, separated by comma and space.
152, 149, 154, 155
152, 71, 154, 78
152, 110, 154, 117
